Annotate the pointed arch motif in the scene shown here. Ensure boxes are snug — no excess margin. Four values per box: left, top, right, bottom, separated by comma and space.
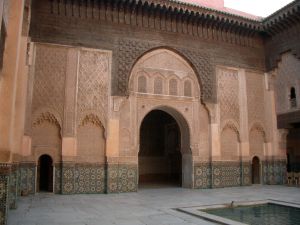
249, 122, 267, 142
79, 113, 105, 130
32, 111, 61, 130
221, 120, 240, 142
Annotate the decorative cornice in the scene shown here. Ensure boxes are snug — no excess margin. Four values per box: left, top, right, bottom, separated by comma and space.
48, 0, 300, 37
262, 0, 300, 36
47, 0, 263, 48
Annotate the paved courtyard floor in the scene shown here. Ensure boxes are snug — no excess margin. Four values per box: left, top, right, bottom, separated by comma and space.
8, 185, 300, 225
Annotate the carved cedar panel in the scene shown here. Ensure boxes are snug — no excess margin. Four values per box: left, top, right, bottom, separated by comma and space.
218, 69, 240, 125
276, 53, 300, 113
116, 39, 214, 102
246, 72, 265, 126
32, 44, 68, 120
77, 49, 109, 124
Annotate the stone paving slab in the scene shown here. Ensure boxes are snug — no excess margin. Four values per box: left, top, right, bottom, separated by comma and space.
8, 186, 300, 225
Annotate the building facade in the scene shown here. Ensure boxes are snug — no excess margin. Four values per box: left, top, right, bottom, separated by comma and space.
0, 0, 299, 224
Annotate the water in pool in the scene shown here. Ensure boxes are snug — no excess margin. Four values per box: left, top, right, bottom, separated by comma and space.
203, 203, 300, 225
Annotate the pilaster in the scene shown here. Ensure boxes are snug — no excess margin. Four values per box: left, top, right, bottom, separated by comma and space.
238, 68, 251, 185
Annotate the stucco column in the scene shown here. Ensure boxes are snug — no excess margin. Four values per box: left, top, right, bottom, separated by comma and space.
238, 69, 249, 156
11, 37, 30, 161
22, 43, 35, 159
206, 103, 220, 160
106, 118, 120, 193
60, 48, 79, 195
0, 0, 25, 224
0, 0, 25, 162
264, 72, 286, 184
61, 48, 79, 161
238, 69, 251, 185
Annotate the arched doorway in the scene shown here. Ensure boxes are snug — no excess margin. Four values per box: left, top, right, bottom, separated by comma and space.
38, 155, 53, 192
139, 110, 182, 188
252, 156, 260, 184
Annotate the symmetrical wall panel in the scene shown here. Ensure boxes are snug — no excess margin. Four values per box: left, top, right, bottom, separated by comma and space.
218, 68, 240, 161
246, 72, 265, 126
76, 49, 109, 163
218, 69, 240, 125
77, 50, 109, 123
32, 44, 67, 121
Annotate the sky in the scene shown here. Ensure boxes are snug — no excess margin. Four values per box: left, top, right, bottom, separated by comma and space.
224, 0, 294, 17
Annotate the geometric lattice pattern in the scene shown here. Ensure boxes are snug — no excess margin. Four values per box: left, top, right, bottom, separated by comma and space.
77, 50, 109, 124
32, 45, 67, 119
218, 68, 240, 125
246, 72, 265, 127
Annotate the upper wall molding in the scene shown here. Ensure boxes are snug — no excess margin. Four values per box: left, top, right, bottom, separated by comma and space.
47, 0, 300, 37
262, 0, 300, 36
47, 0, 262, 47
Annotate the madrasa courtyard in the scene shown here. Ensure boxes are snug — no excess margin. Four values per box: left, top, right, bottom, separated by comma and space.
0, 0, 300, 224
8, 186, 300, 225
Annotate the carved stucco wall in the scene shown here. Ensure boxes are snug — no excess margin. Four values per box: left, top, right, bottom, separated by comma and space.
246, 72, 266, 128
249, 129, 265, 159
220, 126, 239, 161
77, 49, 109, 126
76, 49, 110, 163
30, 44, 67, 162
218, 68, 240, 125
246, 71, 267, 160
32, 44, 67, 127
122, 48, 208, 161
116, 39, 214, 102
275, 53, 300, 114
29, 43, 110, 163
129, 49, 200, 98
31, 113, 62, 162
217, 68, 240, 161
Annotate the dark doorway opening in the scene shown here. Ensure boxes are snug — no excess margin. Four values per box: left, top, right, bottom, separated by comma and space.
252, 156, 260, 184
139, 110, 182, 188
38, 155, 53, 192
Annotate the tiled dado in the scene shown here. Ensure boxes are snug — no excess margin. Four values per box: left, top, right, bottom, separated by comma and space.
262, 160, 286, 185
61, 163, 105, 194
107, 164, 138, 193
54, 164, 61, 194
0, 164, 12, 225
194, 162, 251, 189
9, 164, 18, 210
194, 163, 212, 189
242, 162, 251, 186
19, 163, 36, 196
212, 162, 242, 188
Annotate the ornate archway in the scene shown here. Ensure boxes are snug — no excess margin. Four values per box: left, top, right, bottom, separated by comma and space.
138, 106, 192, 188
38, 154, 53, 192
119, 48, 210, 190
